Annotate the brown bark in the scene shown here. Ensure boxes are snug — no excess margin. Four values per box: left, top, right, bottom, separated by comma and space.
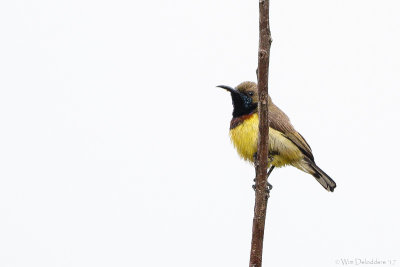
249, 0, 272, 266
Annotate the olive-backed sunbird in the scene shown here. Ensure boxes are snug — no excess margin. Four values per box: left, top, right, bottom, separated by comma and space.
218, 81, 336, 192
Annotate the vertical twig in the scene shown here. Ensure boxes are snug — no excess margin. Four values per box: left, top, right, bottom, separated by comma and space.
249, 0, 272, 266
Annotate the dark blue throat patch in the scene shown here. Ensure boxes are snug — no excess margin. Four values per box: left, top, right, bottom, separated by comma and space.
231, 92, 257, 118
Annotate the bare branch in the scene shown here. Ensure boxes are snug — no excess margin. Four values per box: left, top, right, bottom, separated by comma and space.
249, 0, 272, 266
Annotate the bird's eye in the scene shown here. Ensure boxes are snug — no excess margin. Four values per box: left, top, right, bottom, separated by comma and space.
248, 92, 254, 96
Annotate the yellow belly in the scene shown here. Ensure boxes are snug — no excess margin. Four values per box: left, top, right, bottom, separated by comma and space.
229, 113, 303, 167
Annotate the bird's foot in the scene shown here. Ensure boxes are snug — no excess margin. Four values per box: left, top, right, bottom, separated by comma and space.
252, 179, 273, 189
266, 181, 273, 191
268, 155, 274, 164
253, 153, 274, 165
252, 179, 273, 199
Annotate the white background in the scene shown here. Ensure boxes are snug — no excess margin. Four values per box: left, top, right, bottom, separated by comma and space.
1, 0, 399, 266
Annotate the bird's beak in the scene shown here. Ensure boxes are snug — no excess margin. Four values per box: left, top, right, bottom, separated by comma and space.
218, 84, 256, 117
217, 85, 239, 95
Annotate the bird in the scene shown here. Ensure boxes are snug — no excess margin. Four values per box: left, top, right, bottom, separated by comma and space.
218, 81, 336, 192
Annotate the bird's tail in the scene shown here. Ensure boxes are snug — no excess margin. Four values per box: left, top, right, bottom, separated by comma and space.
295, 158, 336, 192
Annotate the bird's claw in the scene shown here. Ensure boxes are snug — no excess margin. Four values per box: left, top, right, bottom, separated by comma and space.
253, 154, 274, 165
266, 181, 273, 191
252, 179, 273, 195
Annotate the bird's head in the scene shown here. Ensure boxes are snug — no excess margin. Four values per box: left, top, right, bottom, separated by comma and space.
218, 81, 260, 118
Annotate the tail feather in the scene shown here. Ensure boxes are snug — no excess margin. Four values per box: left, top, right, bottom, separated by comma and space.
296, 159, 336, 192
309, 162, 336, 192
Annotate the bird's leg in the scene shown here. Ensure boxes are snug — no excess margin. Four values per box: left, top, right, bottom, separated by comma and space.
252, 155, 275, 192
266, 166, 275, 191
265, 155, 274, 191
252, 168, 274, 189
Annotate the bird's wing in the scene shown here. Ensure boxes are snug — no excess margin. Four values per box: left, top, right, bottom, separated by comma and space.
284, 132, 314, 162
268, 104, 315, 161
